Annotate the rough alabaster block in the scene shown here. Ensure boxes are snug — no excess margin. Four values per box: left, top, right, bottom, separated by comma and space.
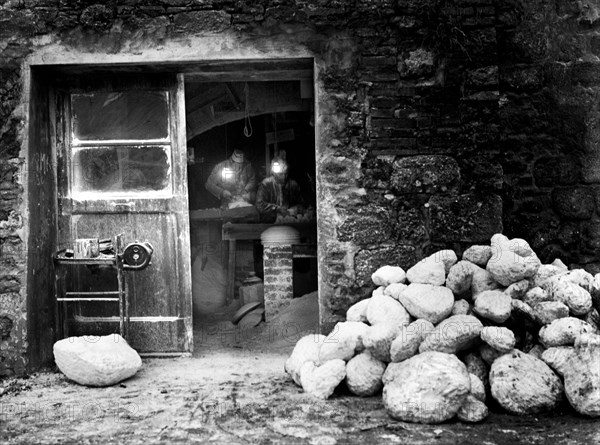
53, 334, 142, 387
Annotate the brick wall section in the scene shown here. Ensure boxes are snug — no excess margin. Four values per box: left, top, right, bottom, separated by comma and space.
262, 244, 293, 321
0, 0, 595, 373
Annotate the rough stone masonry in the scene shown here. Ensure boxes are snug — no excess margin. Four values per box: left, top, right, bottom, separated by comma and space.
2, 0, 600, 375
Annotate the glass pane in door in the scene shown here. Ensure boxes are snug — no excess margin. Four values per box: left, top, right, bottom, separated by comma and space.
72, 145, 171, 195
72, 91, 170, 141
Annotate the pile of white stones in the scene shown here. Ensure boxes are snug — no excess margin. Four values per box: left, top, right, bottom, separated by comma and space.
285, 233, 600, 423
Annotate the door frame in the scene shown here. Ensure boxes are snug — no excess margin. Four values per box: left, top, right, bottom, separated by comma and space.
25, 56, 318, 367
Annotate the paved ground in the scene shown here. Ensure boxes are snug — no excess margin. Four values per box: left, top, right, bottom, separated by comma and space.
1, 314, 599, 444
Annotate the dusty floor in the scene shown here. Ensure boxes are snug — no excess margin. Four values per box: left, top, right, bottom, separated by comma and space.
1, 301, 599, 444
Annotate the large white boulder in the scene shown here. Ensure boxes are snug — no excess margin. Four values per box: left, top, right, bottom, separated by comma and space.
529, 264, 565, 288
382, 351, 471, 424
398, 283, 454, 324
345, 350, 386, 397
473, 290, 512, 323
406, 255, 446, 286
462, 245, 493, 267
300, 359, 346, 399
562, 342, 600, 417
419, 315, 483, 354
523, 286, 551, 306
319, 321, 368, 363
486, 234, 541, 286
433, 249, 458, 274
285, 334, 326, 386
390, 319, 434, 362
541, 347, 575, 377
362, 323, 401, 362
372, 265, 406, 286
53, 335, 142, 387
544, 277, 592, 316
561, 269, 595, 292
480, 326, 515, 352
471, 267, 501, 298
490, 350, 563, 414
366, 294, 411, 326
384, 282, 408, 301
346, 298, 370, 323
504, 279, 529, 300
446, 261, 477, 296
533, 301, 569, 325
539, 317, 598, 348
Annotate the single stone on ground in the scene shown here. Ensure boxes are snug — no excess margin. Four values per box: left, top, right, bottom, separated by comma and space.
382, 351, 471, 424
53, 334, 142, 387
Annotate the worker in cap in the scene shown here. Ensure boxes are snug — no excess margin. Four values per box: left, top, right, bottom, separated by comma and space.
205, 148, 257, 208
256, 156, 305, 222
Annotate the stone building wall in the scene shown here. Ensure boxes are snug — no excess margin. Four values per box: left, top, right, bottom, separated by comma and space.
497, 0, 600, 273
0, 0, 595, 374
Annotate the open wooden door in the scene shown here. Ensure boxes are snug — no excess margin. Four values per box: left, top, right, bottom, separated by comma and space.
52, 72, 192, 353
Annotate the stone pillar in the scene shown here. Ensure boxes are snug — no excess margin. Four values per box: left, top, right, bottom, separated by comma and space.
261, 226, 300, 321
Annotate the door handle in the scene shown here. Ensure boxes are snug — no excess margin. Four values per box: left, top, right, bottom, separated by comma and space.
112, 202, 135, 212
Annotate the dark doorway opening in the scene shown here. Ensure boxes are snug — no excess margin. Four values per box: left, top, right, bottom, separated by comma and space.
185, 77, 318, 347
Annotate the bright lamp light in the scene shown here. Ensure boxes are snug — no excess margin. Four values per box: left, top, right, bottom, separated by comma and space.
222, 167, 235, 182
272, 162, 283, 174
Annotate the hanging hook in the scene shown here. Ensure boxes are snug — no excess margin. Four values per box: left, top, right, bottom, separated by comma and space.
243, 82, 253, 138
